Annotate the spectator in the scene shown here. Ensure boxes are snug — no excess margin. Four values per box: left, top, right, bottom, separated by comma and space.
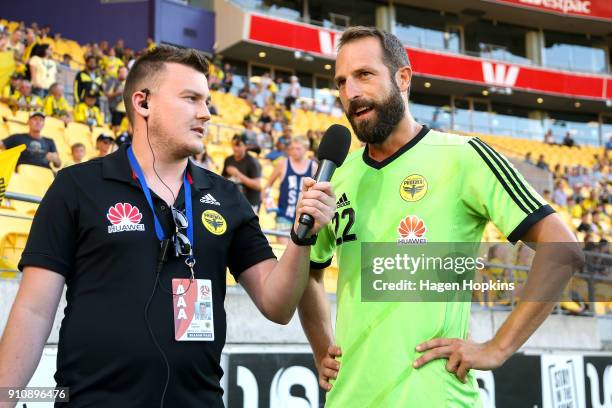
238, 82, 252, 100
542, 189, 552, 203
146, 37, 157, 51
94, 134, 114, 158
551, 181, 567, 207
261, 136, 317, 244
582, 189, 600, 213
221, 63, 233, 93
562, 131, 577, 148
567, 167, 582, 188
255, 72, 272, 107
113, 39, 125, 60
73, 55, 103, 105
5, 30, 24, 60
536, 154, 549, 171
316, 98, 331, 114
22, 28, 38, 62
543, 129, 555, 145
330, 100, 344, 118
222, 133, 262, 212
577, 213, 594, 234
11, 80, 43, 111
1, 73, 22, 104
605, 136, 612, 155
0, 112, 60, 168
29, 44, 57, 98
43, 82, 72, 124
284, 75, 300, 109
101, 47, 124, 78
192, 145, 218, 173
567, 197, 583, 219
523, 152, 533, 164
74, 90, 104, 127
242, 121, 261, 155
64, 142, 86, 167
592, 211, 607, 236
105, 65, 128, 133
59, 53, 72, 69
265, 137, 290, 161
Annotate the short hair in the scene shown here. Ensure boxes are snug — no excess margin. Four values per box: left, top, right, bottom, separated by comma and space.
232, 133, 247, 145
123, 45, 209, 122
291, 136, 309, 149
71, 142, 85, 151
338, 26, 410, 93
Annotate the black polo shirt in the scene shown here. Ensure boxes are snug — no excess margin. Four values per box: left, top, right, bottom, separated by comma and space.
19, 144, 276, 407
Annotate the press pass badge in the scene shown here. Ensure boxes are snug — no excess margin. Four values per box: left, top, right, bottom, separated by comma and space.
172, 278, 214, 341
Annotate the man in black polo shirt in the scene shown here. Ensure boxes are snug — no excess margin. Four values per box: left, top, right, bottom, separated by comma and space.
0, 46, 335, 407
222, 133, 262, 212
0, 111, 61, 169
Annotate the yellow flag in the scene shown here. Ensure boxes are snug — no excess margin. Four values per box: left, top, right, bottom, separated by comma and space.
0, 144, 26, 201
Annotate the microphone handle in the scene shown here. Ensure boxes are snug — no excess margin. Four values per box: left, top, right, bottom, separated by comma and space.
296, 160, 337, 240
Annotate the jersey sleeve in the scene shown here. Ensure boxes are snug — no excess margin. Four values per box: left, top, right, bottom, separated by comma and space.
310, 220, 336, 269
463, 138, 554, 243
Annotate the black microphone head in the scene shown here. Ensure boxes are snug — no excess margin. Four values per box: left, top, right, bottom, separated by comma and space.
317, 124, 352, 167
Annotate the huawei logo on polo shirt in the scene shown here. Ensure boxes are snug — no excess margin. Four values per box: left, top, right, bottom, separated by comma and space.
397, 215, 427, 244
106, 203, 145, 233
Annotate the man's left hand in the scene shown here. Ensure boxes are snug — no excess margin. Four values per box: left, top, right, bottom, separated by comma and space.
413, 338, 507, 383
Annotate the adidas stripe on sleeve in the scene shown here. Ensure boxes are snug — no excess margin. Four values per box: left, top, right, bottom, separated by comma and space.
463, 137, 554, 243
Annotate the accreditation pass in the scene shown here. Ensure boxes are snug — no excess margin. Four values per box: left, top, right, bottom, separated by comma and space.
172, 278, 214, 341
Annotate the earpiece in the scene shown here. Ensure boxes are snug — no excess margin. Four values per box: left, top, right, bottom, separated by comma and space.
140, 88, 150, 109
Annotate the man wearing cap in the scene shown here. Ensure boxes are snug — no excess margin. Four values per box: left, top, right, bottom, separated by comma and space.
74, 90, 104, 127
0, 112, 61, 169
222, 133, 262, 212
94, 134, 115, 158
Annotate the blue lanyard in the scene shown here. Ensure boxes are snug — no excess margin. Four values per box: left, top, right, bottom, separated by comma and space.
127, 147, 194, 252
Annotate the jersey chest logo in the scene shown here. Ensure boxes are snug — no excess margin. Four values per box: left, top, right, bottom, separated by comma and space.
397, 215, 427, 244
399, 174, 428, 202
107, 203, 146, 233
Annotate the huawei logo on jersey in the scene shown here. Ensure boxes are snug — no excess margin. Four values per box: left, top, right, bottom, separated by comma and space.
397, 215, 427, 244
107, 203, 145, 233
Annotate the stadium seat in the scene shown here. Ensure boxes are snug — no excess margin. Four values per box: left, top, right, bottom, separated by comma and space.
0, 210, 31, 277
65, 122, 93, 152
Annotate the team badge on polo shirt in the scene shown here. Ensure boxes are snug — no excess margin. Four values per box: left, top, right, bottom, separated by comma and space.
399, 174, 428, 202
201, 209, 227, 235
106, 202, 146, 233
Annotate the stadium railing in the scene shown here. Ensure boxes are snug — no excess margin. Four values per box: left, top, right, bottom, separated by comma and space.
2, 193, 610, 317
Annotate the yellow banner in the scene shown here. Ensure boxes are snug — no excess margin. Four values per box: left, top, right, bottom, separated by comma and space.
0, 144, 26, 201
0, 51, 16, 92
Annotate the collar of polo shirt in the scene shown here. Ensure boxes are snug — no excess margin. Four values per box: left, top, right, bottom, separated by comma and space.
102, 144, 213, 191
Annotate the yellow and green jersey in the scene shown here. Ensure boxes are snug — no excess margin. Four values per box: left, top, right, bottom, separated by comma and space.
310, 126, 553, 408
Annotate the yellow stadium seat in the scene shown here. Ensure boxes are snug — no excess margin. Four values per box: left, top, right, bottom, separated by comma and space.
13, 164, 55, 198
65, 122, 93, 152
0, 210, 31, 276
6, 120, 28, 135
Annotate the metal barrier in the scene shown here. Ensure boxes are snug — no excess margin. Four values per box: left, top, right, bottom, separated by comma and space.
2, 193, 610, 317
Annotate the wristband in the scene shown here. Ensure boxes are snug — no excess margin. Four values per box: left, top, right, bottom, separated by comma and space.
290, 226, 317, 246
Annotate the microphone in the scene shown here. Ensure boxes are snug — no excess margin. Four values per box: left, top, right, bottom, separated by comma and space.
296, 124, 352, 240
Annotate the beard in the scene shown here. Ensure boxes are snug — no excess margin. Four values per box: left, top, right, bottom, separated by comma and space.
346, 82, 405, 145
148, 116, 205, 160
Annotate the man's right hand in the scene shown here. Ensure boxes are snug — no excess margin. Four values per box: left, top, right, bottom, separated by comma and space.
317, 345, 342, 391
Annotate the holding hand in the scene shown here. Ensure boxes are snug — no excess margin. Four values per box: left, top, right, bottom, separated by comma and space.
294, 177, 335, 236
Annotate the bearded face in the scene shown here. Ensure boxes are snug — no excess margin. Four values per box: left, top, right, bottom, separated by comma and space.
346, 78, 405, 145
